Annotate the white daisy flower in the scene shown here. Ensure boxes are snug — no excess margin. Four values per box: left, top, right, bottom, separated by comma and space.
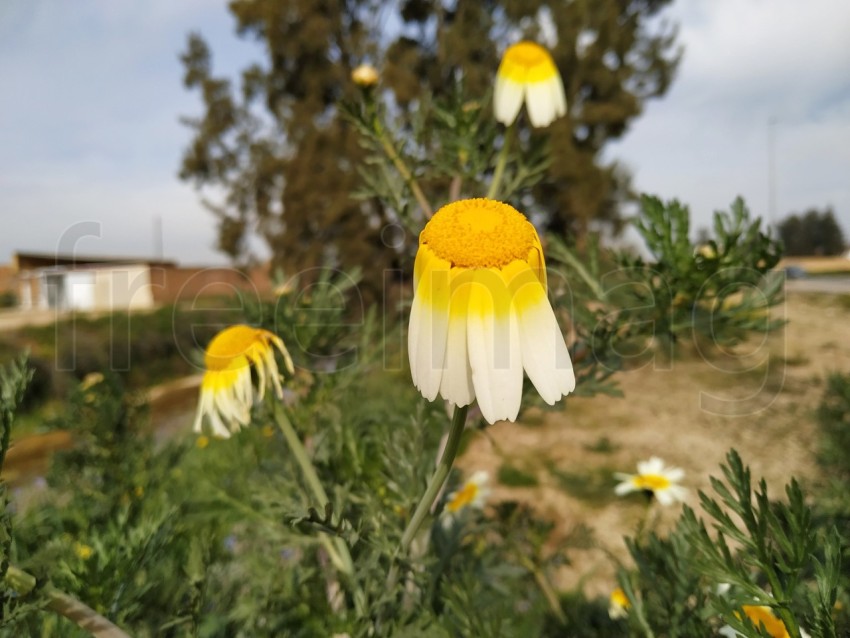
442, 470, 491, 525
408, 198, 575, 424
193, 325, 294, 438
608, 587, 630, 620
494, 41, 567, 128
614, 456, 687, 506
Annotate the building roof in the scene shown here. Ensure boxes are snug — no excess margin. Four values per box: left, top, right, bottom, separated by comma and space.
12, 251, 177, 272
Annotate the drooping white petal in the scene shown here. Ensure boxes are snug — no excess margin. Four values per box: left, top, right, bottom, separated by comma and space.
511, 270, 575, 404
526, 79, 557, 128
438, 277, 475, 407
193, 390, 209, 433
408, 252, 451, 401
208, 404, 233, 438
550, 74, 568, 120
466, 271, 523, 423
494, 77, 525, 126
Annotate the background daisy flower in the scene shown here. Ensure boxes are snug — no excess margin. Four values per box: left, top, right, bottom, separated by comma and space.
408, 198, 575, 424
608, 587, 630, 619
445, 470, 490, 514
193, 325, 294, 438
494, 41, 567, 128
614, 456, 687, 506
719, 605, 810, 638
351, 63, 378, 87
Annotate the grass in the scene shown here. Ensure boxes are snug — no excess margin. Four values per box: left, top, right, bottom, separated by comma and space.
545, 462, 619, 508
498, 463, 539, 487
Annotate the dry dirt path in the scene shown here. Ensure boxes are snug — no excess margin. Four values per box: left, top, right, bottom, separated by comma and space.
457, 291, 850, 597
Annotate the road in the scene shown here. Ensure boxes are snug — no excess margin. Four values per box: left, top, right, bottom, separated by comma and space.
785, 277, 850, 295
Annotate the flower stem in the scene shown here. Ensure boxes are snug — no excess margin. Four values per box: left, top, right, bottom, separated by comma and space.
272, 403, 367, 615
273, 404, 335, 517
5, 565, 131, 637
515, 553, 567, 625
487, 124, 513, 200
377, 126, 433, 219
400, 404, 469, 553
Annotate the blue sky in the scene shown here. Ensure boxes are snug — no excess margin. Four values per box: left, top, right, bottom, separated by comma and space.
1, 0, 849, 266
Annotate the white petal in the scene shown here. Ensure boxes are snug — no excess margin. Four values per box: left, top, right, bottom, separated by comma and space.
615, 481, 636, 496
655, 490, 675, 506
516, 291, 575, 404
666, 467, 685, 483
192, 391, 208, 433
551, 74, 567, 119
408, 265, 451, 401
466, 273, 523, 423
494, 77, 525, 126
526, 79, 556, 127
438, 284, 475, 407
208, 408, 232, 439
638, 457, 665, 476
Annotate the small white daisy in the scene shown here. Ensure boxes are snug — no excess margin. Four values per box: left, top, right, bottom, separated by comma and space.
614, 456, 687, 506
608, 587, 630, 620
441, 470, 490, 526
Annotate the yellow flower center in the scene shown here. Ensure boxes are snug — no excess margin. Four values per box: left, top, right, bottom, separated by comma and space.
421, 198, 538, 269
447, 482, 479, 513
74, 542, 93, 560
610, 587, 630, 609
739, 606, 790, 638
499, 42, 558, 83
204, 325, 267, 371
633, 474, 672, 491
504, 41, 550, 69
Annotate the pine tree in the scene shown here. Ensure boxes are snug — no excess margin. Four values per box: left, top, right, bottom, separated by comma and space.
778, 208, 847, 256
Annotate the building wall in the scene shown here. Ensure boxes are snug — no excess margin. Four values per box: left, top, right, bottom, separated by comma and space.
151, 265, 273, 305
0, 266, 14, 294
92, 264, 154, 310
8, 254, 272, 312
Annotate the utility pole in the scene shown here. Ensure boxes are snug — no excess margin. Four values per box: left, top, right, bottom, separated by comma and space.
768, 116, 777, 231
153, 215, 163, 260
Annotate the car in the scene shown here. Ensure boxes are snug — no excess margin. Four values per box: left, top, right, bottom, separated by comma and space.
784, 265, 807, 279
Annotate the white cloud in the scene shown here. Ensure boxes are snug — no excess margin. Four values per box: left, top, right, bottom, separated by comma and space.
610, 0, 850, 237
0, 0, 259, 265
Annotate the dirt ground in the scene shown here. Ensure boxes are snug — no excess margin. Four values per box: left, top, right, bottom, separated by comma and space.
457, 290, 850, 598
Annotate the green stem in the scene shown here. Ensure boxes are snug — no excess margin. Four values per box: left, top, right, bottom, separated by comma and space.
400, 404, 469, 552
515, 553, 567, 625
377, 127, 433, 219
5, 566, 131, 637
487, 124, 513, 200
273, 404, 335, 518
272, 403, 367, 616
553, 242, 607, 301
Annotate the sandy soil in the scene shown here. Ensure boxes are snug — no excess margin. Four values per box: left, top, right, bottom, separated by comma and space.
456, 291, 850, 597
